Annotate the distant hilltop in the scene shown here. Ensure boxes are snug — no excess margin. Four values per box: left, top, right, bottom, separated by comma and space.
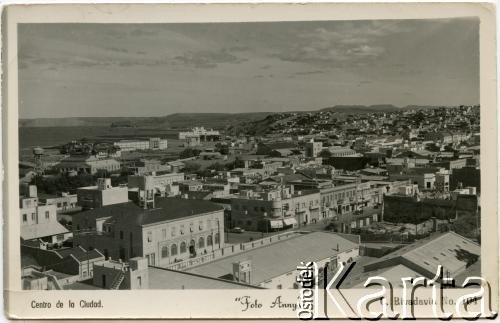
19, 112, 274, 129
19, 105, 471, 128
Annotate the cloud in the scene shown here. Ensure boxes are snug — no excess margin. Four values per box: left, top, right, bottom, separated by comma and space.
292, 70, 325, 77
228, 45, 250, 52
272, 21, 410, 66
173, 48, 247, 69
107, 47, 129, 53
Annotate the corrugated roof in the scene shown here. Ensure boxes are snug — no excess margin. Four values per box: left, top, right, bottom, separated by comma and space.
364, 232, 480, 277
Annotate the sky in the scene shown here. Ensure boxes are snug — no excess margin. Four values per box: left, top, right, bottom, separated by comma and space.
18, 19, 479, 118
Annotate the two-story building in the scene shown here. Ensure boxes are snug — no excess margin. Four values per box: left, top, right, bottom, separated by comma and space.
73, 197, 225, 267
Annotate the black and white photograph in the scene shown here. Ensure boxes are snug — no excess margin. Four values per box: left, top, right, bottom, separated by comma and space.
4, 3, 498, 320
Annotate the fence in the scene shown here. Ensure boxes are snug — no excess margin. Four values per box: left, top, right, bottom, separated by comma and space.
163, 231, 303, 271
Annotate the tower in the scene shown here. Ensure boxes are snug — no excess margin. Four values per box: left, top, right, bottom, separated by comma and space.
32, 147, 44, 174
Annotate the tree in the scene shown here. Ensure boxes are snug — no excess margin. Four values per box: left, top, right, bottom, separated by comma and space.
184, 163, 201, 173
179, 148, 201, 159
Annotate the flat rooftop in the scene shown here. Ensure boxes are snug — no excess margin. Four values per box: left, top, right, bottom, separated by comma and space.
148, 267, 260, 289
187, 231, 358, 285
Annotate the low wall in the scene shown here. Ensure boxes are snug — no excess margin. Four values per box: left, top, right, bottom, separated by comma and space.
163, 231, 302, 271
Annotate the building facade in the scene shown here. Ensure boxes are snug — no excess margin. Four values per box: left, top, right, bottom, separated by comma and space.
77, 178, 129, 210
114, 138, 168, 152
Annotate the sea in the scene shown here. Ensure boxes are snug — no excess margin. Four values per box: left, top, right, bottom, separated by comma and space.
19, 126, 179, 149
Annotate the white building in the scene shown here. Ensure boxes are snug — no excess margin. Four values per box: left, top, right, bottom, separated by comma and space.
114, 138, 168, 152
20, 185, 71, 244
178, 127, 220, 140
77, 178, 129, 210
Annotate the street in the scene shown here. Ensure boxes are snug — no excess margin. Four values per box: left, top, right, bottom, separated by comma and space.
225, 219, 331, 244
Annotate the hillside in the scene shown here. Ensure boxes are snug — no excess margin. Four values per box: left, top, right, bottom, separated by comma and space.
19, 112, 273, 129
320, 104, 401, 113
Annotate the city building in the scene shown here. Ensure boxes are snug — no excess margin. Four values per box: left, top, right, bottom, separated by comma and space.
20, 185, 71, 244
93, 257, 149, 289
305, 141, 323, 157
73, 197, 226, 267
178, 127, 221, 141
38, 193, 78, 212
341, 232, 480, 288
186, 232, 359, 289
124, 159, 171, 175
230, 186, 320, 232
56, 155, 121, 175
77, 178, 129, 210
114, 137, 168, 152
128, 172, 185, 203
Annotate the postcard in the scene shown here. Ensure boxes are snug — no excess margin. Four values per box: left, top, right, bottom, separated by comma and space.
2, 3, 498, 320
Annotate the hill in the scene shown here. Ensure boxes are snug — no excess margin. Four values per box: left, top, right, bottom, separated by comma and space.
19, 112, 273, 129
320, 104, 401, 113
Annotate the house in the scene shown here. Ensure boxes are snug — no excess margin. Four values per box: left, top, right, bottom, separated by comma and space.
20, 185, 71, 244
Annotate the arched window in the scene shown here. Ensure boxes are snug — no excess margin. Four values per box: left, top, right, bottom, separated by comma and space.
171, 244, 178, 256
161, 246, 169, 258
215, 233, 220, 244
190, 239, 196, 247
198, 237, 205, 248
180, 242, 187, 254
207, 235, 213, 246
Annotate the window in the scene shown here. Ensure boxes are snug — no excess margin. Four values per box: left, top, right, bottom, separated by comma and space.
180, 225, 185, 235
45, 211, 50, 219
207, 235, 213, 246
161, 246, 169, 258
199, 221, 203, 231
180, 242, 187, 254
147, 231, 152, 243
171, 244, 178, 256
22, 214, 27, 222
198, 237, 205, 248
162, 229, 167, 240
31, 213, 36, 221
215, 233, 220, 244
171, 226, 176, 237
